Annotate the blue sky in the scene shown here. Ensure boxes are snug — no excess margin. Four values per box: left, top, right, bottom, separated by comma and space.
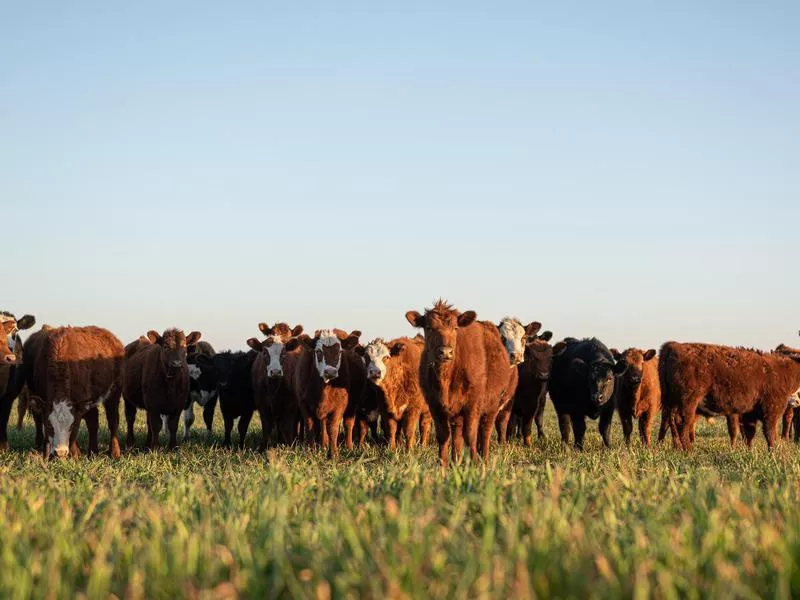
2, 1, 798, 351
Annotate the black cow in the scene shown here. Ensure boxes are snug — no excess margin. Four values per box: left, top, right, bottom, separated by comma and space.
0, 312, 36, 450
548, 337, 627, 450
183, 341, 218, 439
196, 350, 255, 448
509, 330, 553, 446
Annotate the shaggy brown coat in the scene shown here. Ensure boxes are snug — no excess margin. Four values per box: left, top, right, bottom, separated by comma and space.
123, 329, 201, 449
22, 326, 124, 458
405, 301, 510, 467
659, 342, 800, 450
611, 348, 663, 447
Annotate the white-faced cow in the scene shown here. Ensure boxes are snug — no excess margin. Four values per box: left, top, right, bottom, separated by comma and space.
183, 340, 218, 440
493, 318, 540, 443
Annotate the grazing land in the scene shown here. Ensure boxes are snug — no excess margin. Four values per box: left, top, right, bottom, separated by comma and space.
1, 406, 800, 599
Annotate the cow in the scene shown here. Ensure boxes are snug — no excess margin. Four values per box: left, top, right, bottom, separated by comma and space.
195, 350, 256, 448
659, 342, 800, 450
405, 300, 510, 467
548, 337, 627, 450
291, 329, 364, 458
183, 340, 218, 440
357, 336, 431, 451
610, 348, 664, 447
0, 312, 35, 450
16, 326, 124, 458
247, 322, 305, 449
493, 318, 541, 444
123, 329, 201, 450
509, 329, 553, 446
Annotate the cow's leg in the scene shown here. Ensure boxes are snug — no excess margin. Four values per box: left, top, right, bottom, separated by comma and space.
258, 406, 272, 451
357, 417, 369, 448
657, 409, 670, 444
402, 410, 421, 451
521, 416, 534, 448
147, 411, 162, 450
726, 414, 740, 447
386, 417, 398, 450
343, 414, 356, 450
319, 416, 329, 450
327, 412, 343, 459
105, 392, 121, 458
182, 405, 195, 441
571, 417, 587, 451
167, 412, 180, 450
599, 404, 614, 448
434, 415, 451, 469
763, 407, 782, 450
781, 407, 793, 442
420, 413, 432, 446
478, 413, 495, 461
85, 407, 100, 455
16, 390, 28, 431
620, 410, 633, 446
794, 408, 800, 443
0, 396, 13, 451
451, 416, 465, 465
557, 412, 571, 446
33, 410, 44, 451
534, 398, 547, 440
237, 410, 254, 450
202, 396, 217, 436
495, 408, 511, 445
678, 402, 697, 451
69, 428, 81, 459
278, 410, 297, 446
465, 413, 480, 462
124, 400, 137, 450
222, 413, 234, 448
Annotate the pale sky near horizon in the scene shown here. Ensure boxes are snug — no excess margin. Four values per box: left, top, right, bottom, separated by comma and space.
2, 2, 798, 352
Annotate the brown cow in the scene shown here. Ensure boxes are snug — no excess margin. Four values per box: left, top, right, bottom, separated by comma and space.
290, 329, 364, 458
123, 329, 201, 450
610, 348, 663, 447
405, 300, 510, 467
19, 326, 124, 458
247, 322, 305, 449
357, 337, 431, 450
509, 329, 554, 445
493, 318, 540, 443
660, 342, 800, 450
0, 312, 36, 449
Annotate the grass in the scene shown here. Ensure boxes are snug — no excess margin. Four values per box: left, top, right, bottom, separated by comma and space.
1, 405, 800, 600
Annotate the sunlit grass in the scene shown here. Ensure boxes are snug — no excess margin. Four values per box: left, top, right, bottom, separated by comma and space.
1, 406, 799, 599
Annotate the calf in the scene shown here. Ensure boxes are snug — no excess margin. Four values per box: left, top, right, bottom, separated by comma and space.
357, 337, 431, 450
291, 329, 364, 458
509, 329, 553, 446
20, 326, 124, 458
248, 322, 304, 449
660, 342, 800, 450
405, 300, 510, 467
494, 318, 541, 444
196, 350, 256, 448
183, 340, 218, 440
549, 337, 627, 450
610, 348, 663, 447
0, 312, 35, 450
123, 329, 201, 450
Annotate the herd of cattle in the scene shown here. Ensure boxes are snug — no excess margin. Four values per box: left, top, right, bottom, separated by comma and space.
1, 301, 800, 465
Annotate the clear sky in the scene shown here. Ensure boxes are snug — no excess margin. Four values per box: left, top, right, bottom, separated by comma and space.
2, 1, 798, 352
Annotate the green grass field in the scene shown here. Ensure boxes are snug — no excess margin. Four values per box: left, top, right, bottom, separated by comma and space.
1, 405, 799, 600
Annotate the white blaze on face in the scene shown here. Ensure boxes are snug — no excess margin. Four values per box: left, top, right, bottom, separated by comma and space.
265, 337, 285, 377
364, 340, 390, 383
187, 364, 202, 380
498, 318, 526, 366
315, 330, 342, 381
49, 400, 74, 457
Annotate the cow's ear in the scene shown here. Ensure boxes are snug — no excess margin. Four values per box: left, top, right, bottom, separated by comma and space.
147, 330, 162, 345
246, 338, 263, 351
389, 342, 405, 356
354, 345, 367, 357
258, 322, 271, 335
525, 321, 542, 336
457, 311, 477, 327
285, 338, 300, 352
186, 331, 202, 346
291, 325, 304, 337
610, 348, 622, 360
539, 331, 553, 342
552, 341, 568, 355
613, 360, 629, 375
570, 358, 587, 378
350, 330, 362, 340
405, 311, 425, 328
16, 315, 35, 330
195, 354, 213, 368
341, 335, 360, 351
643, 349, 657, 361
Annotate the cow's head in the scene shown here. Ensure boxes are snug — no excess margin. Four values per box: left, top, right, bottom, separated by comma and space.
498, 318, 541, 367
27, 394, 79, 458
571, 355, 627, 406
0, 312, 35, 364
610, 348, 656, 387
358, 338, 404, 384
247, 322, 304, 379
406, 300, 476, 366
147, 328, 201, 375
196, 351, 243, 390
308, 329, 360, 383
524, 331, 554, 380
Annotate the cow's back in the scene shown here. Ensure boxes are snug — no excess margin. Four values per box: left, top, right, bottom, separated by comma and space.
123, 341, 159, 409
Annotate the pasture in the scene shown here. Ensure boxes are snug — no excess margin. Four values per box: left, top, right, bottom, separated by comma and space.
2, 405, 800, 599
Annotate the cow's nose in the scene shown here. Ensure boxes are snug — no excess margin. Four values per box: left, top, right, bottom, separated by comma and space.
268, 369, 283, 378
171, 360, 183, 368
512, 353, 524, 365
54, 445, 69, 458
367, 369, 381, 381
2, 354, 15, 364
436, 347, 454, 361
323, 367, 338, 380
